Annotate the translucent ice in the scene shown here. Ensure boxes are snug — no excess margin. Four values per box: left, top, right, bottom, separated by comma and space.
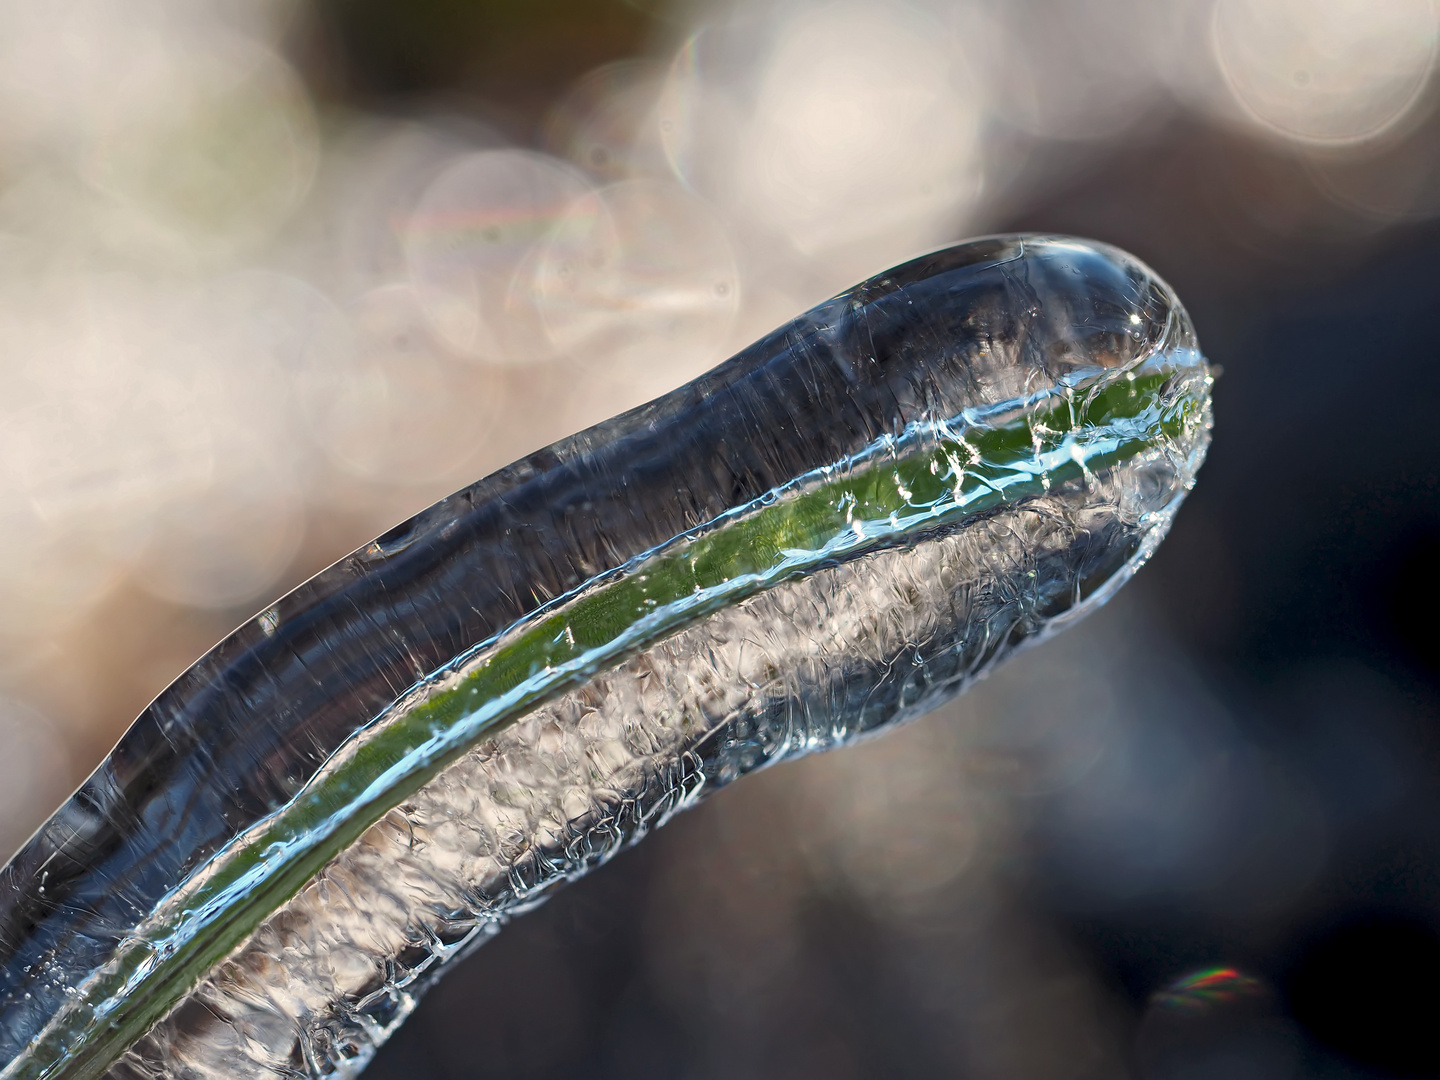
0, 236, 1212, 1079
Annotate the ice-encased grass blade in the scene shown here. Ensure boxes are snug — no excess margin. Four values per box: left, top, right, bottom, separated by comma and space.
0, 239, 1215, 1080
8, 364, 1204, 1080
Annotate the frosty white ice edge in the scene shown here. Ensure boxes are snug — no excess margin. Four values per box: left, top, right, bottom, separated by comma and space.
0, 236, 1212, 1080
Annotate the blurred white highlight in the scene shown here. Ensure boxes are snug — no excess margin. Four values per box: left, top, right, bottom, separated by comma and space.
545, 60, 673, 182
82, 31, 319, 260
1211, 0, 1439, 144
405, 150, 594, 363
972, 0, 1167, 142
660, 3, 982, 277
318, 284, 490, 485
536, 179, 739, 403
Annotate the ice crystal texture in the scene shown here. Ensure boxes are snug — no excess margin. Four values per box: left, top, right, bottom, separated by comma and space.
0, 236, 1211, 1080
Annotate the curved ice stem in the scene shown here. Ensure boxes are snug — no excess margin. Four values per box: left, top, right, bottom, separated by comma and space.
0, 235, 1212, 1080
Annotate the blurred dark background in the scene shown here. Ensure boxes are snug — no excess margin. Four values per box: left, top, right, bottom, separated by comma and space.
2, 0, 1439, 1076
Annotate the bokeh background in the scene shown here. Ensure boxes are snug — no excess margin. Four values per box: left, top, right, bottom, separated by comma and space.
0, 0, 1438, 1076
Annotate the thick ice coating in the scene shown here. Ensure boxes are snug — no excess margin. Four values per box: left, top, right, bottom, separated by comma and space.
0, 236, 1211, 1080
